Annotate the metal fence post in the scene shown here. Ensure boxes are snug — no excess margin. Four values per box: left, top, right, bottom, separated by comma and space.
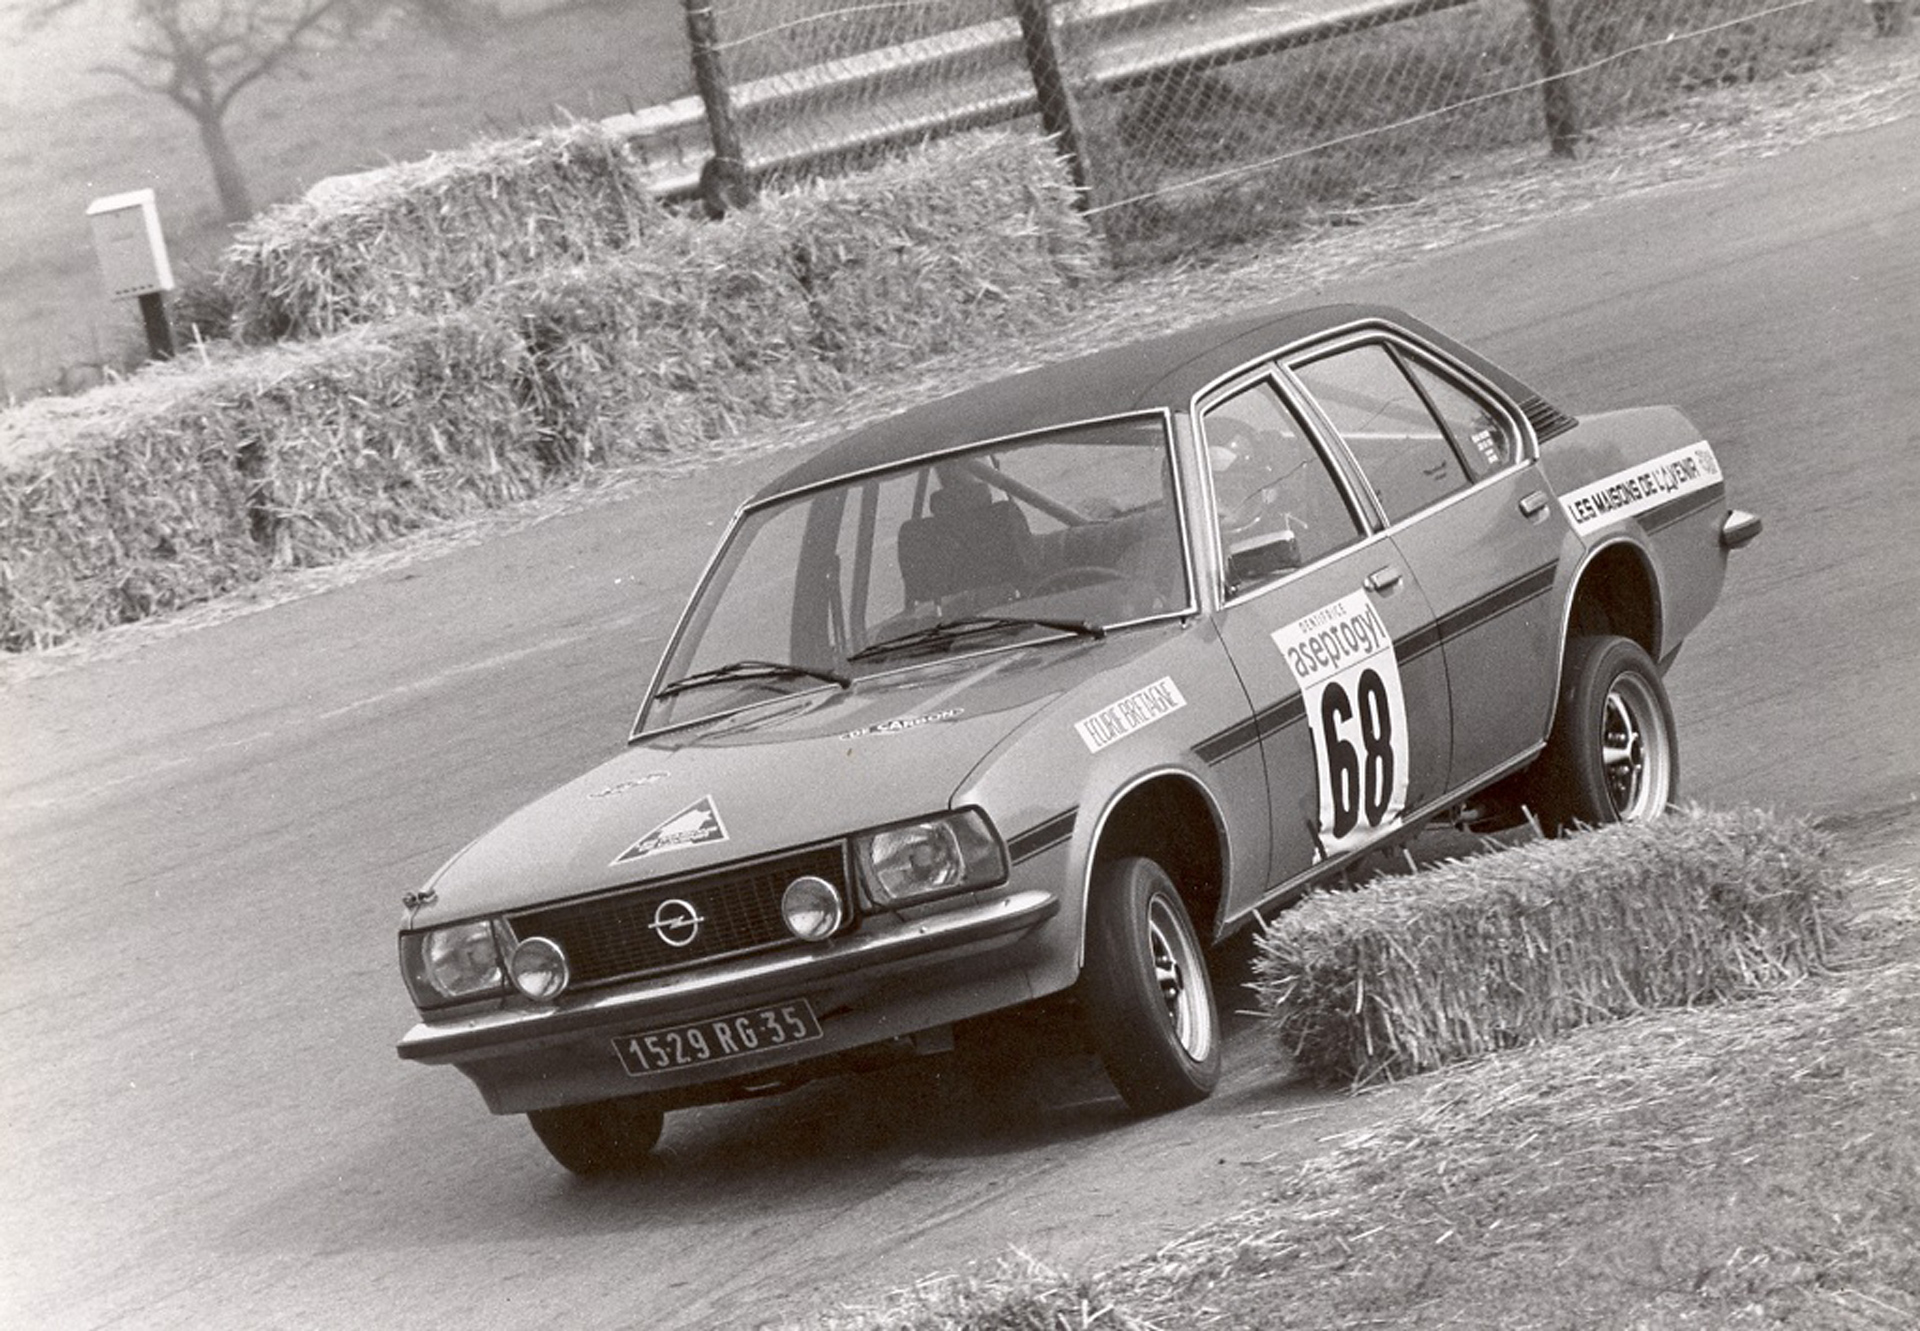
1525, 0, 1583, 158
1010, 0, 1093, 206
683, 0, 756, 215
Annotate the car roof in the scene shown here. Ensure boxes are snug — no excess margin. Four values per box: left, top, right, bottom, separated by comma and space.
752, 301, 1546, 503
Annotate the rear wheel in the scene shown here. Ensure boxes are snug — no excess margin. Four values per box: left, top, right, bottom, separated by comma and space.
1531, 634, 1678, 834
1079, 856, 1221, 1114
527, 1095, 665, 1176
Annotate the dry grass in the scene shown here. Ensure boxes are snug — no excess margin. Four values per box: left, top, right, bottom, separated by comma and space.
1252, 808, 1845, 1086
785, 807, 1920, 1331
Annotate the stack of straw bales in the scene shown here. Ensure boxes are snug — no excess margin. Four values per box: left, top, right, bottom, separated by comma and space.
1254, 808, 1844, 1086
0, 130, 1102, 651
0, 314, 539, 649
502, 130, 1101, 464
220, 121, 666, 343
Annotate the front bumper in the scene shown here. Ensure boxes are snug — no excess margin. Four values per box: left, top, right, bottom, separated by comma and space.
397, 887, 1062, 1114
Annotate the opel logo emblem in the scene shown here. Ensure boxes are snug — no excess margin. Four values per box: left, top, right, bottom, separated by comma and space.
649, 898, 703, 948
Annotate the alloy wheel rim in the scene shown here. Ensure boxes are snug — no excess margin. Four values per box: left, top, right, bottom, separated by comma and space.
1145, 897, 1212, 1059
1601, 673, 1671, 819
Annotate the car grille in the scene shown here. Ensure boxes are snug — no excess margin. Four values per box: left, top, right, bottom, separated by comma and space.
506, 844, 851, 989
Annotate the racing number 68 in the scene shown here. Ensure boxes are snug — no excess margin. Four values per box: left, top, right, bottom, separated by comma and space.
1320, 667, 1395, 838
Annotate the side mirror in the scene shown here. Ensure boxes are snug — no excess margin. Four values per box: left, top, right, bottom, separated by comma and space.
1227, 528, 1301, 591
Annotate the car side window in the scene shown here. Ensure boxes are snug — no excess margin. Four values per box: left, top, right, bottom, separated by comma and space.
1406, 358, 1516, 480
1294, 343, 1470, 523
1201, 380, 1365, 592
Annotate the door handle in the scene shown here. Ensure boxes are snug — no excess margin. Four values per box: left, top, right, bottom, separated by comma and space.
1518, 490, 1550, 520
1365, 566, 1402, 593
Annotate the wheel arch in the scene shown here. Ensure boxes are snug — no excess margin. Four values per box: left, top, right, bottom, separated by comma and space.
1079, 769, 1230, 956
1562, 538, 1663, 659
1546, 538, 1665, 738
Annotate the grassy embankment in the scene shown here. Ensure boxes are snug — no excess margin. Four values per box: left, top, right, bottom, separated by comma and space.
794, 806, 1920, 1330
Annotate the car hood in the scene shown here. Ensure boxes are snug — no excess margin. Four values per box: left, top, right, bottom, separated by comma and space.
413, 636, 1148, 922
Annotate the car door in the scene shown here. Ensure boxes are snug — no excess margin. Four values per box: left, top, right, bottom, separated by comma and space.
1196, 369, 1451, 922
1287, 334, 1567, 795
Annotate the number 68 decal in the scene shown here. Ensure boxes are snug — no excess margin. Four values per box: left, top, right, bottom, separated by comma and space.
1272, 591, 1411, 859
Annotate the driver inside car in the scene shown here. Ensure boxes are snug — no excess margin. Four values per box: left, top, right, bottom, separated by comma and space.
1207, 415, 1313, 589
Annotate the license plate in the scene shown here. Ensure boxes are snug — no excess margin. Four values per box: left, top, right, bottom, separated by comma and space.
613, 1000, 823, 1075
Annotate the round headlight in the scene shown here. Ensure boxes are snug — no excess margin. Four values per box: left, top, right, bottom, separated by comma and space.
507, 936, 571, 1002
782, 875, 844, 941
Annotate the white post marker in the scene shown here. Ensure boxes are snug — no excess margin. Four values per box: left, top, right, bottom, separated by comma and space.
86, 188, 176, 360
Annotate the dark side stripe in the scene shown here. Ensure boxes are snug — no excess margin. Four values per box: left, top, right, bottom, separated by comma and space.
1397, 621, 1442, 663
1007, 809, 1076, 862
1435, 562, 1557, 644
1641, 482, 1726, 534
1195, 695, 1304, 765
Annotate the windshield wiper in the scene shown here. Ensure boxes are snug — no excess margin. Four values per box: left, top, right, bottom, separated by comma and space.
655, 658, 852, 699
846, 614, 1105, 664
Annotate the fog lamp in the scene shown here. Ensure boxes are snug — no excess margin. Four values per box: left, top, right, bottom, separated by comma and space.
507, 936, 571, 1002
782, 875, 844, 941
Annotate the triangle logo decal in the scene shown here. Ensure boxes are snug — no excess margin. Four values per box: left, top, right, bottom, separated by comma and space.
612, 795, 729, 866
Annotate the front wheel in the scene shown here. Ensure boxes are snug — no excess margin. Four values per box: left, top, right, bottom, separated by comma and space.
1530, 635, 1678, 834
527, 1095, 665, 1177
1079, 857, 1221, 1114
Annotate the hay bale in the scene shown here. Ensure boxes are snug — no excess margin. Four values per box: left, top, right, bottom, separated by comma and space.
221, 121, 664, 344
0, 312, 542, 650
1253, 808, 1844, 1086
766, 129, 1104, 373
0, 374, 268, 651
501, 129, 1103, 461
502, 215, 839, 467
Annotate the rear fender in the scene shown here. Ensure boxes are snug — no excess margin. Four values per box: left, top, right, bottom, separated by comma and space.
1539, 406, 1733, 658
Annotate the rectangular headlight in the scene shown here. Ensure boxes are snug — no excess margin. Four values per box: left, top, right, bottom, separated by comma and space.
855, 809, 1008, 908
400, 918, 510, 1010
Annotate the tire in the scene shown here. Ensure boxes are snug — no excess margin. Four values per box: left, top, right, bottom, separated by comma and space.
1079, 856, 1222, 1114
527, 1095, 665, 1177
1531, 634, 1678, 835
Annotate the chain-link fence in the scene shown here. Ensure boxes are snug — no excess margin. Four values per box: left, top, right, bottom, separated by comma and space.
667, 0, 1892, 265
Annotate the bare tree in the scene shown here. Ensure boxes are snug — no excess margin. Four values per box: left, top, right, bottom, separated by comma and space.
16, 0, 472, 223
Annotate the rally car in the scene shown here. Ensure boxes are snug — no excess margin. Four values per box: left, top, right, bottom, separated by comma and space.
395, 302, 1759, 1174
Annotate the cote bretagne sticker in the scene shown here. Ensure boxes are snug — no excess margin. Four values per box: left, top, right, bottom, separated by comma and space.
1076, 677, 1186, 753
613, 795, 728, 866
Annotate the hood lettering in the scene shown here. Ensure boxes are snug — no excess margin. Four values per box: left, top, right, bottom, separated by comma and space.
588, 771, 670, 800
839, 708, 965, 740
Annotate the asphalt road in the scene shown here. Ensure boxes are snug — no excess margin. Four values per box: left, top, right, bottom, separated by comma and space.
2, 116, 1915, 1330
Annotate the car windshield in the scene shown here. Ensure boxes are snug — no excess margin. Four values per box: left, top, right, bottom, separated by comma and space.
640, 415, 1191, 733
